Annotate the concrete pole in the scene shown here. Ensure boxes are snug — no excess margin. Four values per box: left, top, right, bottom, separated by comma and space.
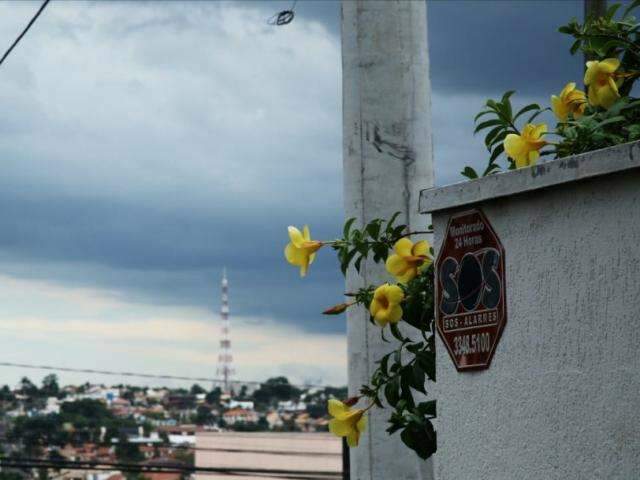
342, 1, 434, 479
584, 0, 607, 20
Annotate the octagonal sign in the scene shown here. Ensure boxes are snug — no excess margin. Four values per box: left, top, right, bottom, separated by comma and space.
435, 208, 507, 371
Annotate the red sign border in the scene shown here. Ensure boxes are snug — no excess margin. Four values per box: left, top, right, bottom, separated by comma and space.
434, 208, 508, 372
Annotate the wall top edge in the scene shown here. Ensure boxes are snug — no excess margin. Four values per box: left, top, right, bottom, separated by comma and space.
419, 141, 640, 214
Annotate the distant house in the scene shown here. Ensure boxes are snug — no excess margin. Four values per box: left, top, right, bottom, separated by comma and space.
228, 399, 254, 410
127, 429, 163, 445
222, 408, 259, 426
64, 385, 120, 405
265, 411, 284, 430
158, 425, 203, 446
42, 396, 61, 415
277, 400, 306, 413
141, 458, 183, 480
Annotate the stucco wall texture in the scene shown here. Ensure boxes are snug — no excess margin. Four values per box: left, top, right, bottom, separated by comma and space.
428, 147, 640, 479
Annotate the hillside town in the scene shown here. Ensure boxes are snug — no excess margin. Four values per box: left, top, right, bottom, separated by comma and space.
0, 374, 346, 480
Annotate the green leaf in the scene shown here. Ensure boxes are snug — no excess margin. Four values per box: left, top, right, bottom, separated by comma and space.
500, 91, 515, 119
354, 255, 363, 273
570, 39, 581, 55
623, 0, 640, 18
411, 364, 426, 394
473, 110, 493, 122
596, 116, 626, 128
501, 90, 515, 103
488, 142, 505, 165
366, 221, 381, 240
627, 124, 640, 140
380, 352, 392, 375
384, 378, 400, 407
461, 166, 478, 180
605, 2, 621, 20
417, 400, 437, 417
513, 103, 541, 122
482, 161, 502, 177
526, 107, 548, 124
488, 129, 508, 147
343, 217, 356, 239
484, 125, 504, 148
340, 248, 357, 275
417, 351, 435, 382
474, 118, 504, 134
389, 323, 405, 342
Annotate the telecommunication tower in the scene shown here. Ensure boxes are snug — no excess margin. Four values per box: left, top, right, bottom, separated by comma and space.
217, 269, 234, 393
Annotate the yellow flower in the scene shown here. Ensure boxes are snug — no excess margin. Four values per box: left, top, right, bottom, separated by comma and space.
328, 399, 367, 447
284, 226, 322, 277
369, 283, 404, 327
584, 58, 622, 109
504, 123, 547, 169
551, 82, 587, 121
385, 238, 432, 284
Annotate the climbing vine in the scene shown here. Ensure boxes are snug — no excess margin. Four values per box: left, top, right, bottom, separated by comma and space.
284, 215, 436, 459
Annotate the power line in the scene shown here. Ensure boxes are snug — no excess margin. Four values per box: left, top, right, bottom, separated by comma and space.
0, 0, 51, 67
173, 445, 340, 457
0, 361, 339, 390
0, 457, 341, 480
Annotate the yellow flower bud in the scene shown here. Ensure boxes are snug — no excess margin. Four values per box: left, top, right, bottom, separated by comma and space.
322, 303, 351, 315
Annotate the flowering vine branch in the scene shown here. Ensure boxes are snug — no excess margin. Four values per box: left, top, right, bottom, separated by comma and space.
466, 1, 640, 179
284, 214, 437, 459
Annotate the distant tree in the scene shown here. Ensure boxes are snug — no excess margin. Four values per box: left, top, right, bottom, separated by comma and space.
172, 450, 193, 480
115, 437, 143, 463
305, 403, 326, 419
0, 385, 15, 403
257, 416, 269, 431
0, 472, 24, 480
193, 406, 214, 425
41, 374, 60, 398
190, 384, 206, 395
205, 387, 221, 405
18, 377, 38, 397
9, 415, 68, 453
48, 449, 66, 463
251, 377, 301, 407
61, 398, 111, 421
238, 385, 248, 400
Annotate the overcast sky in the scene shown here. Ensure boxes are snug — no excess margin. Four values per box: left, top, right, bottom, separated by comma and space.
0, 0, 583, 388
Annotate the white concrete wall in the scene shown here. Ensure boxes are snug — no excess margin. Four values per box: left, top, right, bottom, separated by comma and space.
342, 1, 434, 479
426, 145, 640, 479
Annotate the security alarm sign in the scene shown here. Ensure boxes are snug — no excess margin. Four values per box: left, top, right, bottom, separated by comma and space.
435, 209, 506, 371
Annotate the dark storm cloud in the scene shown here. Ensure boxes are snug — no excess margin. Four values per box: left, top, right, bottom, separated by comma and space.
428, 1, 584, 95
274, 1, 584, 95
0, 181, 346, 332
